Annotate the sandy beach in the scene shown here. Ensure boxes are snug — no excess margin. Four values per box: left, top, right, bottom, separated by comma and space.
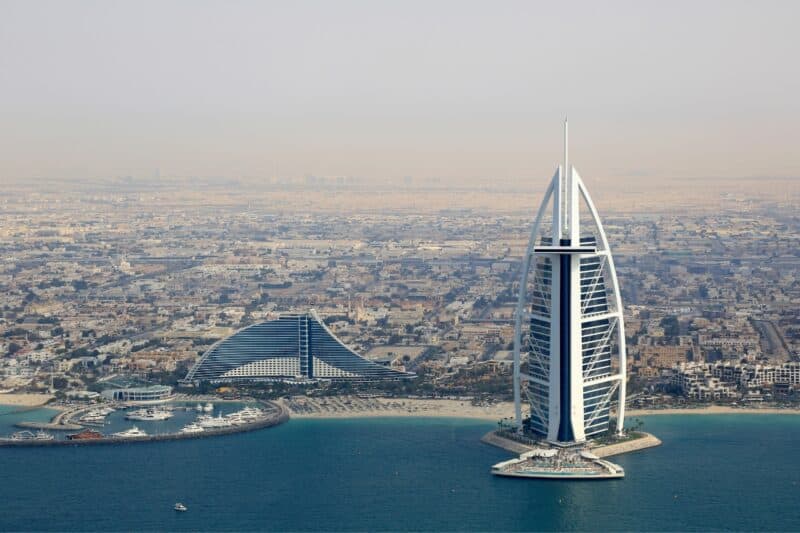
283, 396, 800, 421
627, 405, 800, 416
283, 396, 515, 421
0, 393, 54, 407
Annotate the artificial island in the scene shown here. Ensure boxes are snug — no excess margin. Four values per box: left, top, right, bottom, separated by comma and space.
484, 120, 660, 478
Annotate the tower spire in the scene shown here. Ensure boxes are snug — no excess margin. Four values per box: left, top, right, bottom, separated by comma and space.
561, 116, 571, 238
564, 116, 569, 175
512, 120, 628, 443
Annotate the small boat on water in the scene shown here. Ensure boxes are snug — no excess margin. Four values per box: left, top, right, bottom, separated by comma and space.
66, 429, 104, 441
112, 426, 148, 438
79, 407, 115, 425
126, 408, 173, 421
8, 430, 55, 441
195, 403, 204, 412
197, 414, 233, 429
180, 423, 204, 434
174, 503, 188, 512
225, 407, 265, 425
203, 402, 214, 413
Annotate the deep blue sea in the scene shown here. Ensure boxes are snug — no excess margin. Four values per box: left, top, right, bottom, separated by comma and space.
1, 407, 799, 531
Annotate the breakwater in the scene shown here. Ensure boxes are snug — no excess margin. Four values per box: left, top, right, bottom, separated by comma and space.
16, 421, 83, 430
0, 401, 289, 447
480, 430, 534, 454
591, 432, 661, 457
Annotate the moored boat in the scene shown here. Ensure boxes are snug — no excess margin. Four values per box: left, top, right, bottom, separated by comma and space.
66, 429, 104, 441
197, 414, 232, 429
7, 430, 55, 441
180, 423, 204, 434
112, 426, 148, 438
125, 408, 173, 421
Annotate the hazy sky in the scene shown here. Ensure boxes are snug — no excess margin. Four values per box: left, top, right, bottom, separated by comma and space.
1, 0, 798, 183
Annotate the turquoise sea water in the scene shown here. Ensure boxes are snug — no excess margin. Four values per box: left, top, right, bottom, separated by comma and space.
0, 410, 799, 531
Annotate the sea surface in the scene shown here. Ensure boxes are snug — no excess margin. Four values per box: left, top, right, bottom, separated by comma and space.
0, 408, 799, 531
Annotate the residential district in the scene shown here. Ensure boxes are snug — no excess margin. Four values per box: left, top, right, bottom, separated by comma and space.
0, 178, 798, 412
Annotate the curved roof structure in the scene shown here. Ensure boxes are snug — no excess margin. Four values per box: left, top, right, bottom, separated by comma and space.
512, 120, 627, 442
184, 311, 414, 383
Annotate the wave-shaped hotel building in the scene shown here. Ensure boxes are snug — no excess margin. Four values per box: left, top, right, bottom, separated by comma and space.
183, 311, 414, 384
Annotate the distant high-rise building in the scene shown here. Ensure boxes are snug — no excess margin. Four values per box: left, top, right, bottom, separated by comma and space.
512, 120, 627, 443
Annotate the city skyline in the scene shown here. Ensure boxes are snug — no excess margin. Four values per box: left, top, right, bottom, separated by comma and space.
2, 1, 800, 529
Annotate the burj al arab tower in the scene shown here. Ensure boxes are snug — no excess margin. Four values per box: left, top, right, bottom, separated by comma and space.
512, 120, 627, 444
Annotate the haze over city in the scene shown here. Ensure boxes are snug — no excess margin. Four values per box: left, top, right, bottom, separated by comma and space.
2, 0, 799, 185
1, 2, 800, 531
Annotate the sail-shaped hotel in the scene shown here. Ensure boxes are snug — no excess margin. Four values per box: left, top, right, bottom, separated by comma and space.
512, 120, 627, 445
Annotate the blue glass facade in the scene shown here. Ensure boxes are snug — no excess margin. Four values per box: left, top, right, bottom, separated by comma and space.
184, 312, 414, 383
528, 236, 616, 439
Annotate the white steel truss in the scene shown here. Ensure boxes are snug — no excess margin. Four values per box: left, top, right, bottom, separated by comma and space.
512, 120, 627, 441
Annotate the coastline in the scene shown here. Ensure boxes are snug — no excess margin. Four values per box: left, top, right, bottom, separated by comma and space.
627, 406, 800, 416
285, 397, 800, 421
283, 397, 514, 421
6, 396, 800, 422
0, 394, 55, 408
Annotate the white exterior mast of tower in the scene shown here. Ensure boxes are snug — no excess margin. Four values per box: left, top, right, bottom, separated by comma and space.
512, 120, 627, 442
563, 117, 569, 238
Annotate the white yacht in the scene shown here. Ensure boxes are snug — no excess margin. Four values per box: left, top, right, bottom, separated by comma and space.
225, 412, 248, 426
195, 403, 204, 412
241, 406, 264, 418
174, 503, 188, 512
113, 426, 148, 438
225, 407, 265, 425
35, 430, 55, 441
79, 414, 107, 425
180, 423, 204, 434
80, 408, 114, 424
197, 414, 232, 429
125, 408, 173, 421
8, 430, 55, 441
203, 402, 214, 412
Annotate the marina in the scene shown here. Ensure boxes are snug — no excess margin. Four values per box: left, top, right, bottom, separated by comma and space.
0, 400, 288, 447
